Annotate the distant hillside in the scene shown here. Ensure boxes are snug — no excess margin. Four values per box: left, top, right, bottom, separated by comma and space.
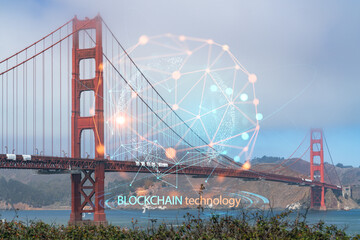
253, 156, 360, 184
251, 155, 360, 203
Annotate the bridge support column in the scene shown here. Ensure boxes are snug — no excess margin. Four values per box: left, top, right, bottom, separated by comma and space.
94, 162, 106, 224
310, 129, 326, 210
69, 15, 107, 225
69, 173, 82, 223
311, 186, 326, 211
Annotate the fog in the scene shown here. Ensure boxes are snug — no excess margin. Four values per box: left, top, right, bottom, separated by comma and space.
0, 0, 359, 164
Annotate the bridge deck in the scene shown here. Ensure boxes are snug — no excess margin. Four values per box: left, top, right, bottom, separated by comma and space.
0, 154, 340, 190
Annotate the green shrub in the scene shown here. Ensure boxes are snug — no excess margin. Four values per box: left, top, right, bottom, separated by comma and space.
0, 210, 358, 239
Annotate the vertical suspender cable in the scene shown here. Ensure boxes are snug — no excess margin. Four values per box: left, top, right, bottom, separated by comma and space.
0, 72, 3, 152
6, 61, 8, 151
51, 34, 54, 156
13, 62, 15, 151
16, 55, 18, 152
25, 51, 27, 153
111, 32, 114, 157
34, 45, 36, 153
60, 28, 62, 156
23, 57, 25, 153
68, 24, 70, 156
136, 70, 139, 159
43, 40, 45, 154
82, 32, 85, 157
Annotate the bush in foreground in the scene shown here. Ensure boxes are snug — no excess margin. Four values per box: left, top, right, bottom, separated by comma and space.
0, 210, 358, 239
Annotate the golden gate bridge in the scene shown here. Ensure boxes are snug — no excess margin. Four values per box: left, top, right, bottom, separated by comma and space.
0, 15, 341, 225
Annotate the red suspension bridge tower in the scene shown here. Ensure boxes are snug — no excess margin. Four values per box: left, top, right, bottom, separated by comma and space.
310, 128, 326, 210
69, 15, 107, 225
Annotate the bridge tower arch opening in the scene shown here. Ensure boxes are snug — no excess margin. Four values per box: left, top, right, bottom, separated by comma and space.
69, 15, 107, 225
310, 128, 326, 211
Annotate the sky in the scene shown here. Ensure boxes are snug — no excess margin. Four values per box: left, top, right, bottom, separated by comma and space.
0, 0, 359, 165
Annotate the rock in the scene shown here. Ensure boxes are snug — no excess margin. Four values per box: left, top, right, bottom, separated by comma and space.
286, 202, 302, 210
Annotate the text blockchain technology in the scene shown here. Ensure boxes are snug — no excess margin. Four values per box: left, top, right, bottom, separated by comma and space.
117, 195, 241, 208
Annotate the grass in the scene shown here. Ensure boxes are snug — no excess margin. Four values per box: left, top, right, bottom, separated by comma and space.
0, 209, 358, 239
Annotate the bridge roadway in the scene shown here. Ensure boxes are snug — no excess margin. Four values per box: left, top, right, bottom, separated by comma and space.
0, 154, 341, 190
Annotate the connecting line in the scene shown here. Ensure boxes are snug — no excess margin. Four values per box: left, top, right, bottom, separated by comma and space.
160, 157, 210, 178
159, 151, 208, 176
100, 19, 243, 169
158, 177, 177, 188
115, 142, 173, 164
205, 164, 219, 183
140, 163, 163, 179
130, 165, 143, 186
144, 143, 156, 161
106, 173, 155, 193
323, 133, 342, 187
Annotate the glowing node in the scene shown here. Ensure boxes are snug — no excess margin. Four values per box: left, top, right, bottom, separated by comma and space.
248, 74, 257, 83
196, 115, 201, 119
172, 71, 181, 80
116, 116, 126, 125
242, 160, 251, 170
140, 136, 145, 141
225, 88, 233, 95
212, 109, 217, 114
205, 180, 208, 183
131, 91, 137, 98
138, 35, 149, 45
186, 50, 192, 55
205, 68, 210, 73
207, 39, 214, 44
209, 142, 214, 147
179, 35, 186, 41
234, 156, 240, 162
253, 98, 259, 106
235, 65, 240, 70
172, 104, 179, 110
229, 101, 234, 105
256, 113, 263, 121
165, 148, 177, 159
222, 45, 229, 51
243, 146, 249, 152
241, 132, 249, 140
98, 63, 104, 71
96, 144, 105, 155
256, 125, 260, 130
210, 85, 218, 92
89, 108, 95, 115
240, 93, 248, 101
